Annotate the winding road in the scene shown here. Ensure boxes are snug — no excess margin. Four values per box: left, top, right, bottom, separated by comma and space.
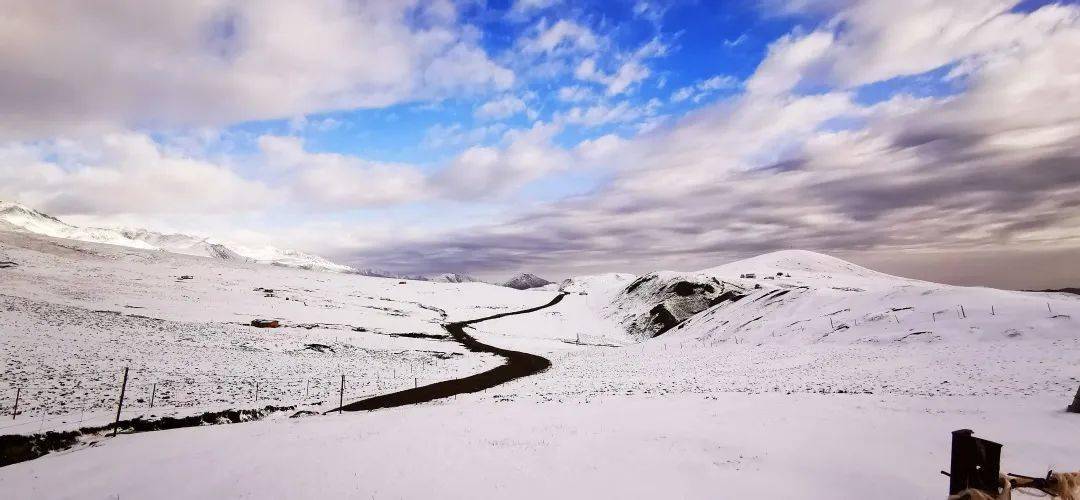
330, 293, 565, 412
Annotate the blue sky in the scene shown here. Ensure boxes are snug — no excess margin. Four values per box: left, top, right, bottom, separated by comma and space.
2, 0, 1079, 287
222, 2, 791, 155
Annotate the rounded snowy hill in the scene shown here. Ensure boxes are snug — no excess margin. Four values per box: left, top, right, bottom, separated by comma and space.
551, 249, 1080, 345
699, 249, 906, 284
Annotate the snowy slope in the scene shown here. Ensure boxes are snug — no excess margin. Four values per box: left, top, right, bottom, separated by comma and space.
587, 249, 1080, 344
0, 200, 349, 272
0, 228, 549, 431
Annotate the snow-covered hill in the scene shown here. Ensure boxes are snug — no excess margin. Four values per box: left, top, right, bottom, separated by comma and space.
502, 273, 553, 290
0, 200, 350, 273
570, 250, 1079, 343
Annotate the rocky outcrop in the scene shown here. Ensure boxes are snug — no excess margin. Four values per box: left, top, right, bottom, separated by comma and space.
502, 273, 553, 290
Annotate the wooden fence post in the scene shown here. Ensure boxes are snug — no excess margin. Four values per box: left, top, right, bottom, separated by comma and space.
113, 367, 129, 437
339, 375, 345, 415
149, 383, 156, 409
12, 387, 19, 420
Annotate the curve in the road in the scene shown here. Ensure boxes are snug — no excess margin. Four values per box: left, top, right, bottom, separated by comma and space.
331, 293, 565, 412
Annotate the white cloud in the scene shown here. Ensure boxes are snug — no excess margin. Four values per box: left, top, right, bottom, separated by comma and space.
633, 1, 668, 24
824, 0, 1060, 86
574, 38, 667, 95
475, 95, 528, 120
431, 122, 573, 198
0, 0, 512, 139
560, 102, 644, 127
508, 0, 561, 20
745, 30, 834, 96
422, 123, 508, 149
258, 136, 426, 208
724, 34, 748, 47
671, 75, 740, 102
0, 133, 272, 215
557, 86, 594, 102
520, 19, 599, 54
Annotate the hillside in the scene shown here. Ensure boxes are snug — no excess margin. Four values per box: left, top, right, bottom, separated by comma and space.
556, 250, 1080, 344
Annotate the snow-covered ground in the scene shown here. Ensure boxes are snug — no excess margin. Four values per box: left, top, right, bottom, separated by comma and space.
0, 229, 544, 433
3, 393, 1077, 499
2, 229, 1078, 498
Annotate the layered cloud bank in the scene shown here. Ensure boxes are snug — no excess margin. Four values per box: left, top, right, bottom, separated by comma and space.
1, 0, 1078, 288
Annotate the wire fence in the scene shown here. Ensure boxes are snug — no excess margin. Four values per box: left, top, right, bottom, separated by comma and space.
1, 365, 436, 435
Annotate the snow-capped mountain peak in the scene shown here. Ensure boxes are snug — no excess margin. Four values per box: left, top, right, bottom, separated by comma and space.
0, 200, 350, 273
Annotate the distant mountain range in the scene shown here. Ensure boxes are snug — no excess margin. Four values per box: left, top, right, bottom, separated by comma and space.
0, 200, 553, 287
0, 200, 353, 273
350, 268, 484, 283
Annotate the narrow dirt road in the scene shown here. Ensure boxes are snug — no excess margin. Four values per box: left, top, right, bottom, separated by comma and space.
332, 293, 565, 412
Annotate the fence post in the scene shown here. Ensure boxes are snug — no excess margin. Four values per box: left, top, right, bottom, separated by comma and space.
12, 387, 19, 420
113, 367, 129, 437
305, 379, 309, 399
1048, 303, 1052, 313
991, 305, 995, 316
149, 383, 156, 409
254, 381, 260, 403
339, 375, 345, 415
960, 305, 966, 318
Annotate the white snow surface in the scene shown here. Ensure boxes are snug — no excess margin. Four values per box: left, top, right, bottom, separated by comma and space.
0, 229, 542, 431
2, 235, 1079, 498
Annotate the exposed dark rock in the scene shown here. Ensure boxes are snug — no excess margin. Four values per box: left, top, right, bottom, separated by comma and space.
624, 274, 654, 293
709, 290, 747, 306
670, 281, 715, 297
304, 343, 335, 353
501, 273, 553, 290
1068, 385, 1080, 413
647, 303, 681, 335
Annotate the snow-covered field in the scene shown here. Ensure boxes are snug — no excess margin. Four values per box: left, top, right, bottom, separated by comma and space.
0, 229, 544, 433
2, 228, 1079, 498
3, 393, 1077, 499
